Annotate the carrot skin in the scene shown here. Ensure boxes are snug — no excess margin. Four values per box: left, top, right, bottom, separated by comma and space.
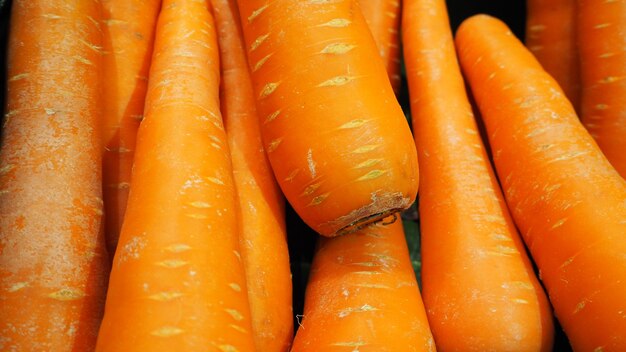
211, 0, 293, 350
236, 0, 419, 236
291, 221, 435, 352
526, 0, 580, 112
95, 1, 256, 350
577, 0, 626, 178
0, 0, 109, 350
457, 14, 626, 351
101, 0, 161, 256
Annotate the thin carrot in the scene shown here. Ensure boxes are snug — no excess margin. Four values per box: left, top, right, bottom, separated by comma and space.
359, 0, 402, 94
577, 0, 626, 178
211, 0, 293, 350
95, 0, 256, 350
291, 221, 435, 352
101, 0, 161, 256
0, 0, 109, 350
526, 0, 580, 112
405, 2, 554, 351
457, 14, 626, 351
236, 0, 419, 237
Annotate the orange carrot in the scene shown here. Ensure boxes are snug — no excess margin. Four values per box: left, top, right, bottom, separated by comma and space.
0, 0, 109, 350
457, 14, 626, 351
526, 0, 580, 112
211, 0, 293, 350
405, 2, 554, 351
291, 221, 435, 352
95, 0, 256, 350
236, 0, 419, 237
359, 0, 402, 94
577, 0, 626, 178
101, 0, 161, 256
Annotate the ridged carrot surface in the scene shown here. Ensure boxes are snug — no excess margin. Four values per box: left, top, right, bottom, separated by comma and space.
577, 0, 626, 178
359, 0, 402, 94
101, 0, 161, 256
291, 221, 435, 352
457, 14, 626, 351
0, 0, 109, 350
405, 2, 554, 351
526, 0, 580, 111
236, 0, 419, 236
95, 0, 256, 350
211, 0, 293, 350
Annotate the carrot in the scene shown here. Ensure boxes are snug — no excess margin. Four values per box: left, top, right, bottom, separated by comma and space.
95, 0, 256, 350
577, 0, 626, 178
211, 0, 293, 350
526, 0, 580, 112
359, 0, 402, 94
0, 0, 109, 350
404, 3, 554, 351
236, 0, 419, 237
291, 220, 435, 352
456, 14, 626, 351
101, 0, 161, 256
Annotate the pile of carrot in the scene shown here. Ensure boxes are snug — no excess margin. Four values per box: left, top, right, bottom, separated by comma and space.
0, 0, 625, 351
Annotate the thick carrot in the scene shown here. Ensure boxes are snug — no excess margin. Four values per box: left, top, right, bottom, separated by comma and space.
526, 0, 580, 112
291, 221, 435, 352
577, 0, 626, 178
404, 2, 554, 351
211, 0, 293, 350
101, 0, 161, 256
457, 14, 626, 351
236, 0, 418, 237
0, 0, 109, 350
359, 0, 402, 94
95, 0, 256, 350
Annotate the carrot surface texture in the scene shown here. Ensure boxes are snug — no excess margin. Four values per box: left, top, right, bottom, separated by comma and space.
211, 0, 293, 350
236, 0, 419, 237
404, 2, 554, 351
95, 0, 256, 350
359, 0, 402, 94
291, 221, 435, 352
457, 14, 626, 351
525, 0, 580, 112
0, 0, 109, 350
101, 0, 161, 256
577, 0, 626, 178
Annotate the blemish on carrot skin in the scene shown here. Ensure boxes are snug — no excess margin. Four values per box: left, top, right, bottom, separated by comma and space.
0, 164, 15, 175
529, 45, 543, 52
318, 75, 356, 87
593, 347, 605, 352
355, 283, 390, 289
339, 119, 367, 129
254, 53, 273, 72
225, 309, 244, 321
529, 24, 546, 32
595, 104, 609, 110
229, 283, 242, 292
598, 52, 615, 58
308, 193, 330, 206
338, 304, 378, 318
156, 260, 188, 268
354, 159, 382, 169
248, 4, 269, 22
357, 170, 387, 181
600, 76, 622, 84
331, 341, 367, 347
264, 110, 281, 124
267, 138, 282, 153
73, 56, 94, 66
7, 282, 29, 292
218, 345, 239, 352
233, 250, 241, 261
250, 33, 269, 51
229, 324, 247, 333
79, 39, 103, 53
41, 13, 63, 20
9, 73, 29, 81
320, 43, 356, 54
148, 292, 184, 301
352, 145, 379, 154
301, 183, 321, 196
106, 182, 130, 189
259, 82, 280, 98
151, 326, 184, 337
48, 288, 85, 301
318, 18, 351, 27
512, 298, 529, 304
206, 177, 225, 185
190, 201, 211, 208
307, 149, 317, 177
594, 23, 611, 29
186, 213, 208, 220
551, 218, 567, 229
573, 300, 587, 314
166, 244, 191, 253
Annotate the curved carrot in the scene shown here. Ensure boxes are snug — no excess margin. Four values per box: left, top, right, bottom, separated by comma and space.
236, 0, 419, 237
526, 0, 580, 112
101, 0, 161, 256
359, 0, 402, 94
211, 0, 293, 350
95, 0, 256, 350
577, 0, 626, 178
457, 14, 626, 351
0, 0, 109, 350
405, 2, 554, 351
291, 221, 435, 352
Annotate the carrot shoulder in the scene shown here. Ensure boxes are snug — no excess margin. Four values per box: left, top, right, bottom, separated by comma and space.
236, 0, 418, 236
211, 0, 293, 350
0, 0, 109, 350
101, 0, 161, 256
405, 2, 554, 351
526, 0, 580, 111
291, 221, 435, 352
457, 14, 626, 351
359, 0, 402, 94
95, 0, 256, 350
577, 0, 626, 178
